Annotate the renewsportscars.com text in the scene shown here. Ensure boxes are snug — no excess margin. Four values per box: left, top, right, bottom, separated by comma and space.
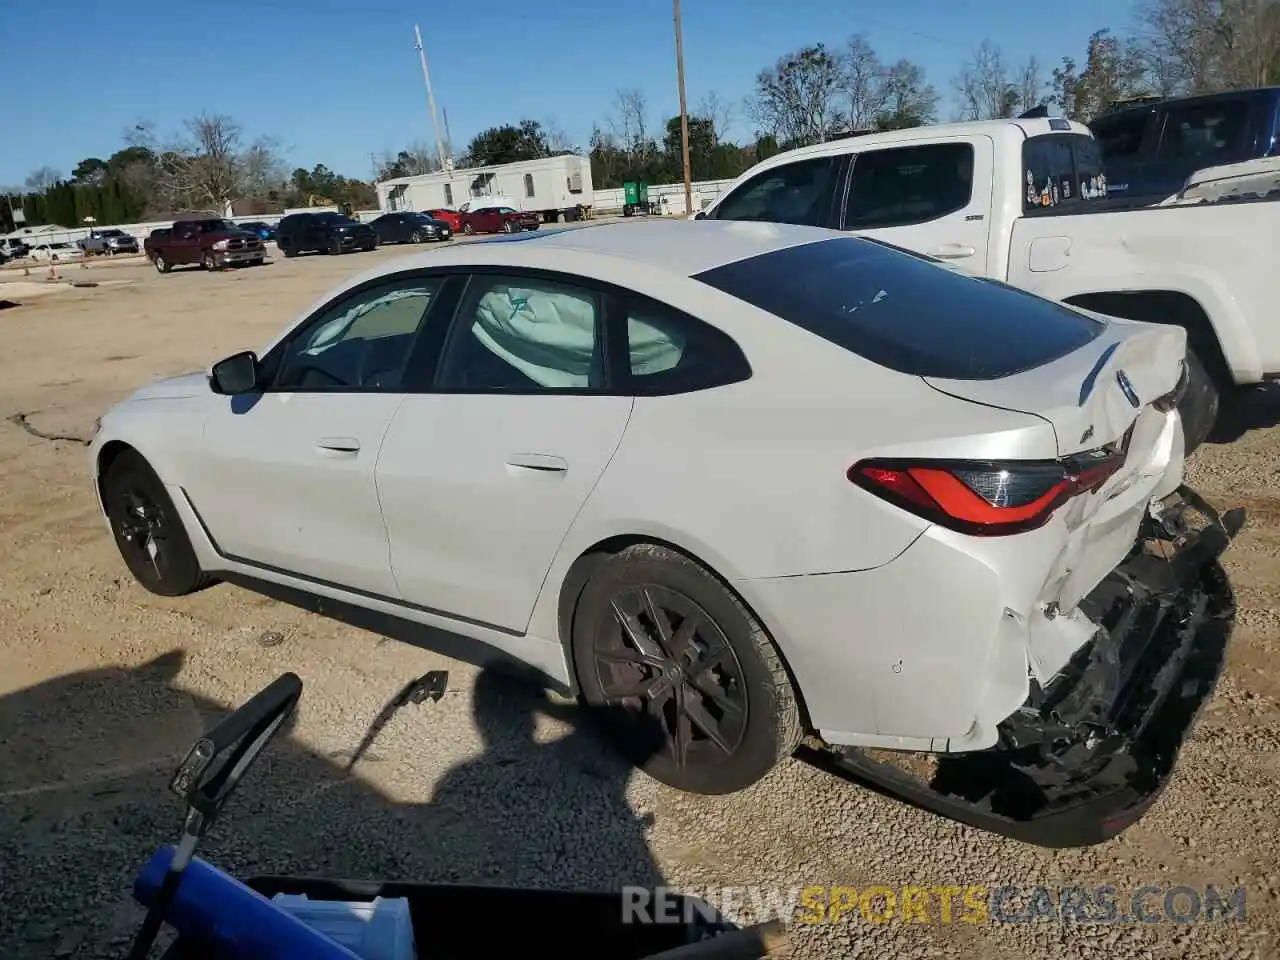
622, 884, 1247, 926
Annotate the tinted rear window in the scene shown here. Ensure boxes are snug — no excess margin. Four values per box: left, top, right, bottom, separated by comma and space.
693, 237, 1103, 380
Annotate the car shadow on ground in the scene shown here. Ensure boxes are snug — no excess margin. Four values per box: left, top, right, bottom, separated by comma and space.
0, 648, 676, 959
1207, 382, 1280, 445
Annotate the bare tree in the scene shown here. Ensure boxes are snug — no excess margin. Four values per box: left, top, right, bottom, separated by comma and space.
24, 166, 62, 192
749, 44, 846, 147
953, 40, 1017, 120
697, 91, 735, 144
540, 117, 578, 154
612, 89, 653, 162
1138, 0, 1280, 92
843, 35, 890, 130
241, 136, 287, 199
1016, 56, 1047, 113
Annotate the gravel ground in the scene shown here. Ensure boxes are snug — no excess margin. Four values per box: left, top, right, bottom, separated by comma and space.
0, 243, 1277, 958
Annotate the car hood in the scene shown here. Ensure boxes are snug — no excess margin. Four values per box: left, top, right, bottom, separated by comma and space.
127, 371, 209, 402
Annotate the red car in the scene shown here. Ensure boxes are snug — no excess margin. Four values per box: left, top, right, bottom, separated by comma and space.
459, 205, 541, 235
423, 208, 463, 232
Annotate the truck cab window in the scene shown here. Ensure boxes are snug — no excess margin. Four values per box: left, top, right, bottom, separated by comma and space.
707, 156, 841, 226
843, 143, 974, 229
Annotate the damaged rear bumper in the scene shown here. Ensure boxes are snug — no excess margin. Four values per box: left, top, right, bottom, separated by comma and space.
797, 486, 1244, 847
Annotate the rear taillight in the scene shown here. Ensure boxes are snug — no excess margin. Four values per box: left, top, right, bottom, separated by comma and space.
849, 450, 1127, 536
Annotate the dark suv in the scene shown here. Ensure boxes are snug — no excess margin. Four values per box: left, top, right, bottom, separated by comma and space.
276, 212, 378, 257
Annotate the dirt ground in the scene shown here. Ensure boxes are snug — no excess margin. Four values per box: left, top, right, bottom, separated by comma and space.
1, 242, 1278, 958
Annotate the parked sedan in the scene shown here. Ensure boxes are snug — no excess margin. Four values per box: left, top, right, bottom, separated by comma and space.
422, 208, 463, 232
89, 221, 1238, 838
370, 211, 453, 245
459, 205, 540, 235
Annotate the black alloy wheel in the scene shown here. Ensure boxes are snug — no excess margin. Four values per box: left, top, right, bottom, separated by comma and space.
103, 450, 210, 596
593, 584, 750, 769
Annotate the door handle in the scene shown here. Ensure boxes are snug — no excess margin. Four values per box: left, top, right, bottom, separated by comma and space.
315, 437, 361, 455
931, 244, 976, 260
506, 453, 568, 473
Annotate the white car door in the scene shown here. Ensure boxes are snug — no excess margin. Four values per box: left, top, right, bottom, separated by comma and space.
183, 275, 444, 597
376, 271, 634, 634
841, 135, 995, 276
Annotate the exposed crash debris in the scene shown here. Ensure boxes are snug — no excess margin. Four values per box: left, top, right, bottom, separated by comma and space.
797, 490, 1244, 847
6, 411, 96, 445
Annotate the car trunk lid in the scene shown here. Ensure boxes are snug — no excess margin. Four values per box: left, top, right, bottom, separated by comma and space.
922, 318, 1186, 458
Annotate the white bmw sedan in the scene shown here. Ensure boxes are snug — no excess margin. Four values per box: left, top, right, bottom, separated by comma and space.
90, 220, 1238, 812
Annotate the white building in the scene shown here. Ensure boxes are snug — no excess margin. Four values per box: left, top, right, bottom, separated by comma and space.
377, 154, 593, 223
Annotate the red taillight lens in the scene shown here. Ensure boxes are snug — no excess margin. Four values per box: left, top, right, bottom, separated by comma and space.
849, 452, 1126, 536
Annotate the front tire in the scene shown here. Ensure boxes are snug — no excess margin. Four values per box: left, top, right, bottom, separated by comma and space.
571, 544, 802, 795
102, 450, 211, 597
502, 220, 517, 234
201, 251, 217, 271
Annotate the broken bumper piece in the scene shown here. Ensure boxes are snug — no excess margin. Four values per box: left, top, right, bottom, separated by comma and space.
797, 485, 1244, 848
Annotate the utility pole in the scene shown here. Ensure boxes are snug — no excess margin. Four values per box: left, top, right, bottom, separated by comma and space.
672, 0, 693, 216
414, 24, 447, 173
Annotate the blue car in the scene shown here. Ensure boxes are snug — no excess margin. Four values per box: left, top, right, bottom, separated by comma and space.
238, 221, 277, 242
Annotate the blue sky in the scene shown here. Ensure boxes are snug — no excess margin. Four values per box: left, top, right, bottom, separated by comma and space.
1, 0, 1134, 187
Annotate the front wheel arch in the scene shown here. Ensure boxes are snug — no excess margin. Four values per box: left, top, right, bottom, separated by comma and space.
554, 534, 812, 731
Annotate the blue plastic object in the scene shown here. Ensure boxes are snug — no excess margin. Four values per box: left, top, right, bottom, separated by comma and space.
134, 846, 363, 960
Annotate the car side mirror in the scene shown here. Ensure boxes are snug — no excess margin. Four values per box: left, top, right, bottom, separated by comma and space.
210, 351, 260, 395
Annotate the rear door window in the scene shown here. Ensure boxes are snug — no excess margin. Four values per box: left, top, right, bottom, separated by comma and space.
706, 156, 842, 227
842, 143, 974, 229
693, 236, 1102, 380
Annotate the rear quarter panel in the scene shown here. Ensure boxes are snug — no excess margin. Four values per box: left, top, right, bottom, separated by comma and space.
1007, 203, 1280, 381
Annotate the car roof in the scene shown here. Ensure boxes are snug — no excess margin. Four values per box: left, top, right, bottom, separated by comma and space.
369, 220, 844, 279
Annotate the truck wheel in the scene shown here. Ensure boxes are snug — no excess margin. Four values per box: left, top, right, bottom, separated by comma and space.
329, 237, 343, 255
153, 254, 171, 274
571, 544, 803, 795
201, 252, 217, 271
1180, 349, 1220, 455
463, 223, 475, 235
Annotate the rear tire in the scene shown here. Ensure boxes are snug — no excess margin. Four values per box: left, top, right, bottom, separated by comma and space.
463, 223, 475, 235
102, 450, 211, 597
571, 544, 802, 795
153, 254, 170, 274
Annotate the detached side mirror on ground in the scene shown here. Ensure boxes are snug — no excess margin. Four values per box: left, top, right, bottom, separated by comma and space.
210, 351, 260, 395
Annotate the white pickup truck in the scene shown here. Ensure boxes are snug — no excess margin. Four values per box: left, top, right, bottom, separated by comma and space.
695, 117, 1279, 451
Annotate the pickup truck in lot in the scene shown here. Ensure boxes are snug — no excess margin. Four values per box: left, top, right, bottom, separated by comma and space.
696, 116, 1280, 451
145, 218, 266, 273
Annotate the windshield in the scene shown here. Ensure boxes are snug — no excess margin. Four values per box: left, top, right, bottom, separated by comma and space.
694, 236, 1103, 380
315, 213, 354, 225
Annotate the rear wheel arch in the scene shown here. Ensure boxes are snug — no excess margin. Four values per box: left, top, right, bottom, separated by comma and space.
1063, 290, 1231, 387
554, 534, 813, 730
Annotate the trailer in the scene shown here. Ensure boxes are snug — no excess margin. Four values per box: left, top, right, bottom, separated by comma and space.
377, 155, 593, 223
